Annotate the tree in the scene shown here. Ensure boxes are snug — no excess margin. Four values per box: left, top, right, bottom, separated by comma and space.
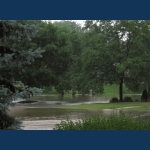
15, 21, 81, 95
82, 20, 150, 101
0, 20, 44, 129
53, 21, 88, 95
34, 21, 74, 95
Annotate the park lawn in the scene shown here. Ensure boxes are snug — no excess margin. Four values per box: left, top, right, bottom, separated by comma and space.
54, 102, 150, 111
43, 84, 139, 95
124, 104, 150, 112
103, 84, 139, 96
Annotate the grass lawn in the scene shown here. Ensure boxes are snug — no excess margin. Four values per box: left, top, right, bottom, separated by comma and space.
103, 84, 139, 96
54, 102, 150, 111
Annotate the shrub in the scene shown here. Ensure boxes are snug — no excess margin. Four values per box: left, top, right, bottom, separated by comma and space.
123, 96, 133, 102
54, 113, 150, 130
0, 110, 21, 130
110, 97, 119, 103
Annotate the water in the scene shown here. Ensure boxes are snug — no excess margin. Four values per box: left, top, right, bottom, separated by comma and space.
30, 94, 111, 104
9, 94, 111, 129
9, 94, 111, 120
9, 94, 143, 130
11, 94, 111, 109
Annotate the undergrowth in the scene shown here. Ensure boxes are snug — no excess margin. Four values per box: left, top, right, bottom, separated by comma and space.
54, 113, 150, 130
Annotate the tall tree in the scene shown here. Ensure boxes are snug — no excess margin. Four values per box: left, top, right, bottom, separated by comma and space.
0, 20, 44, 129
82, 20, 150, 101
19, 21, 74, 95
52, 21, 83, 95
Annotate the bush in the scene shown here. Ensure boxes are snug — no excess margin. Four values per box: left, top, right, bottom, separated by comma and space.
0, 110, 21, 130
54, 113, 150, 130
110, 97, 119, 103
123, 96, 133, 102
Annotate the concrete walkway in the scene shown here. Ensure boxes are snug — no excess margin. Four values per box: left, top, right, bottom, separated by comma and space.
22, 119, 79, 130
22, 120, 62, 130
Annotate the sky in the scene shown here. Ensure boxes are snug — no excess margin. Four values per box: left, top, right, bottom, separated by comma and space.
50, 20, 86, 27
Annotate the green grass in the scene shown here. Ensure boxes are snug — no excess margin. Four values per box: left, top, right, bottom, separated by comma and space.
54, 102, 150, 111
103, 84, 139, 96
125, 105, 150, 112
54, 113, 150, 130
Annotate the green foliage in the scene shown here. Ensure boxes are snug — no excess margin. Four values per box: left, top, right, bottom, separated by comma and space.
0, 20, 44, 129
110, 97, 119, 103
53, 21, 83, 94
0, 110, 21, 130
81, 20, 150, 99
20, 21, 79, 95
123, 96, 133, 102
54, 113, 150, 130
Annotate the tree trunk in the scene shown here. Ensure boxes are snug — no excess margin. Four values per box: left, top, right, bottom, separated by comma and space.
61, 90, 64, 96
148, 85, 150, 99
147, 84, 150, 94
119, 78, 123, 102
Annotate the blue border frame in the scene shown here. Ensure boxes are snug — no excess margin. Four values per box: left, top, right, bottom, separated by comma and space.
0, 130, 150, 150
1, 1, 150, 150
1, 0, 150, 19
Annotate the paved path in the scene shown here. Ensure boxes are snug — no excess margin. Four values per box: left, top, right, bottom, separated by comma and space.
22, 119, 79, 130
22, 120, 62, 130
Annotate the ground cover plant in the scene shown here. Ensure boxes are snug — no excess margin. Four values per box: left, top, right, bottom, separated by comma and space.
54, 113, 150, 130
